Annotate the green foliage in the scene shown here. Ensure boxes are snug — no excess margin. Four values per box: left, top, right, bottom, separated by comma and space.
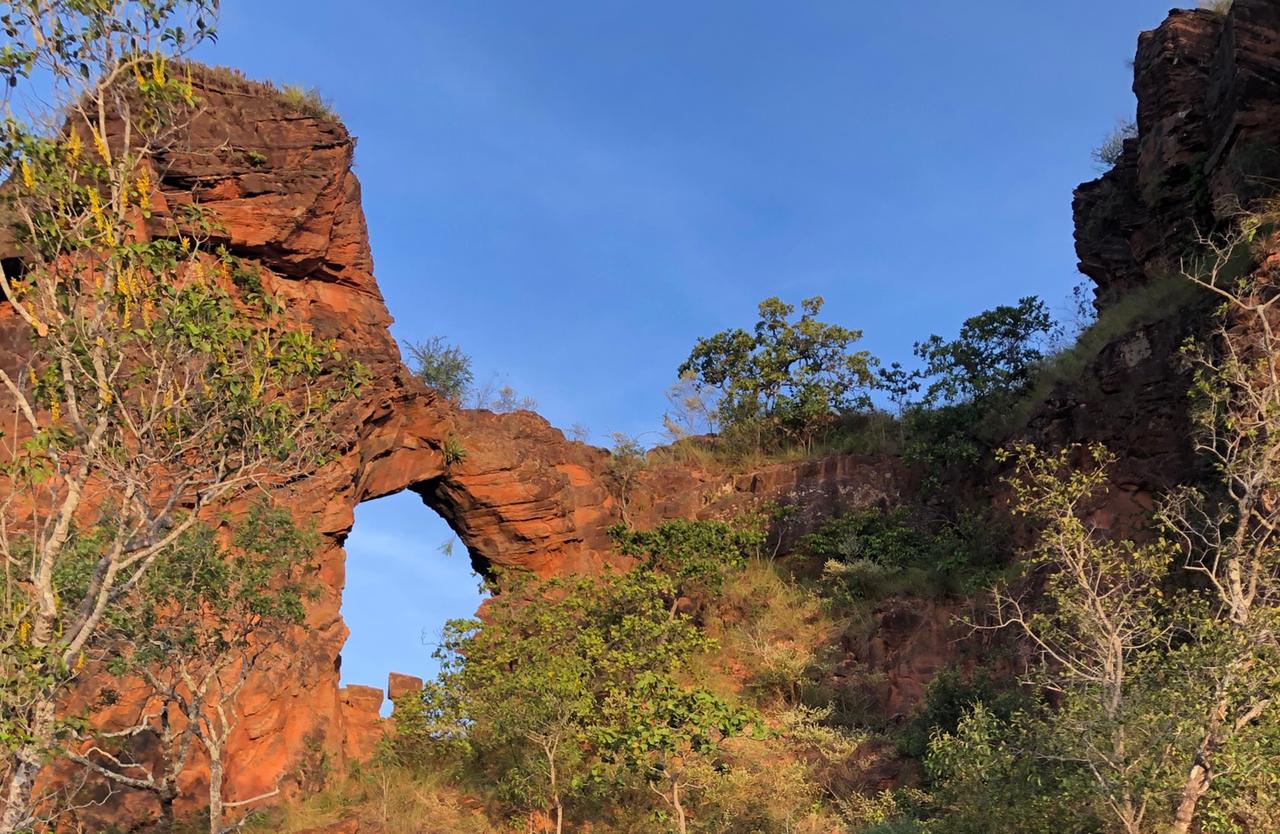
883, 297, 1054, 492
70, 505, 321, 831
678, 296, 875, 455
609, 518, 763, 607
912, 297, 1052, 408
595, 673, 761, 834
391, 519, 778, 831
404, 566, 724, 827
896, 670, 1026, 760
0, 6, 366, 830
405, 336, 474, 403
924, 705, 1100, 834
120, 503, 317, 661
0, 1, 218, 89
803, 507, 1001, 599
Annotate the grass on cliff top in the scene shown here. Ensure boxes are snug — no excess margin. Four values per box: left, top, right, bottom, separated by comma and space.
1000, 272, 1205, 434
651, 410, 903, 475
183, 63, 340, 122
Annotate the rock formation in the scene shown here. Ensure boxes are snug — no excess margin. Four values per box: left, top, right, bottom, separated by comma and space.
1056, 0, 1280, 519
0, 67, 907, 824
5, 0, 1280, 824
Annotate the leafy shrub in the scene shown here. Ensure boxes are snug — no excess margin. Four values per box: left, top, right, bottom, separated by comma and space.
820, 558, 903, 601
406, 336, 474, 403
803, 507, 1002, 597
897, 670, 1027, 759
609, 518, 763, 607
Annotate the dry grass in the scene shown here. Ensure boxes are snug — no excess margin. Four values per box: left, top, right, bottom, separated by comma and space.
697, 560, 848, 707
243, 766, 499, 834
180, 62, 340, 121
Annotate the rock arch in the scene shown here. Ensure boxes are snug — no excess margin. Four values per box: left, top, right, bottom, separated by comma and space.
0, 68, 904, 821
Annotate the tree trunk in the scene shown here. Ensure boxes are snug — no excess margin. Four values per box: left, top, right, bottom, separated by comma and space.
0, 698, 56, 834
1168, 761, 1210, 834
208, 752, 224, 834
0, 751, 42, 834
159, 785, 177, 832
672, 780, 687, 834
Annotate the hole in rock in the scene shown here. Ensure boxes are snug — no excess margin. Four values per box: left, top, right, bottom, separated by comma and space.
339, 490, 488, 715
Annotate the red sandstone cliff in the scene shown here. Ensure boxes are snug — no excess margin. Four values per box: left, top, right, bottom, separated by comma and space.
6, 0, 1280, 824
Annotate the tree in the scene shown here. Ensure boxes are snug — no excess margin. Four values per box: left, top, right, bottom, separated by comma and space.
1153, 211, 1280, 833
595, 673, 759, 834
912, 296, 1052, 408
928, 206, 1280, 832
419, 568, 708, 834
70, 504, 317, 834
0, 6, 362, 831
603, 433, 647, 527
678, 296, 875, 454
980, 444, 1187, 834
894, 297, 1053, 490
405, 336, 473, 403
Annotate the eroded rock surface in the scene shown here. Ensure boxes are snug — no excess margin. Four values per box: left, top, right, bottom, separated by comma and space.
7, 0, 1280, 821
0, 68, 908, 824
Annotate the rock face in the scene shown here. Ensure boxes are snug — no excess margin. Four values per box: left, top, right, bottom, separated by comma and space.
0, 67, 909, 824
9, 0, 1280, 821
1058, 0, 1280, 513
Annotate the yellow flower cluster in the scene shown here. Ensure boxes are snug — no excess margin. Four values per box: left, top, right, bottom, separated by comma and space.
90, 126, 109, 163
66, 130, 82, 165
117, 264, 156, 328
135, 166, 151, 206
86, 188, 115, 246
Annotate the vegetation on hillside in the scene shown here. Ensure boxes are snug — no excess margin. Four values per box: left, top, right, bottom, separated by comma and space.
4, 3, 1278, 834
250, 200, 1280, 834
0, 4, 365, 833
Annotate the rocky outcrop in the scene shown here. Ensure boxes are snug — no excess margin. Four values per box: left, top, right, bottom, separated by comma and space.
1075, 1, 1280, 307
0, 66, 908, 825
11, 0, 1280, 821
1057, 0, 1280, 512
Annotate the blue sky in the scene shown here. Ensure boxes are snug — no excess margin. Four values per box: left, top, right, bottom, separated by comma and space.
201, 0, 1178, 696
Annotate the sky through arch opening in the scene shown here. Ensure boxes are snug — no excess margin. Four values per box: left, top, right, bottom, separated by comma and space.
339, 489, 488, 715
